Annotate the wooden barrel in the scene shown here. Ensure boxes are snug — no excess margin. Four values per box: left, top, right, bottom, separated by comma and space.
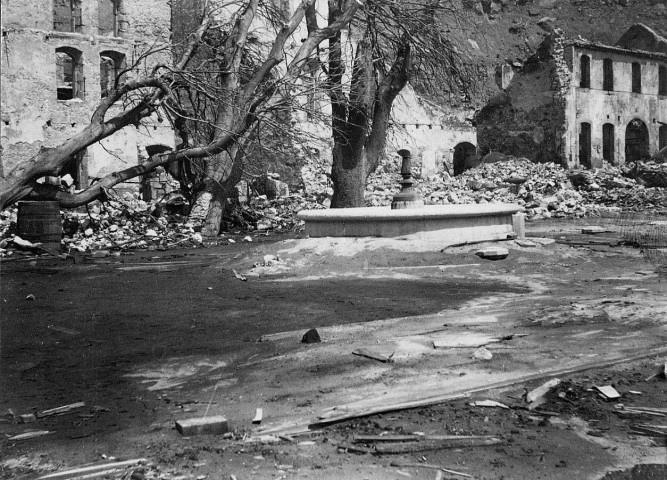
17, 201, 63, 250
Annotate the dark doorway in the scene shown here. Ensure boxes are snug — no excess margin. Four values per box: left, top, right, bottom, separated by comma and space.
659, 125, 666, 151
625, 119, 650, 163
602, 123, 615, 164
453, 142, 477, 176
579, 122, 592, 168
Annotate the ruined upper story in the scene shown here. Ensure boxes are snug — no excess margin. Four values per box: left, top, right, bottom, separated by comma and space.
1, 0, 171, 43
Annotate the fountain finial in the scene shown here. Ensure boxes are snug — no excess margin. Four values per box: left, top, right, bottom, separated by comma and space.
391, 149, 424, 210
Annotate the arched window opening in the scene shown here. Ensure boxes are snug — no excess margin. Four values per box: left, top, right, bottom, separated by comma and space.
56, 47, 84, 100
579, 55, 590, 89
659, 125, 667, 151
602, 123, 615, 164
659, 65, 667, 96
631, 62, 642, 94
99, 0, 121, 36
100, 51, 126, 98
603, 58, 614, 91
453, 142, 477, 176
625, 119, 650, 163
53, 0, 83, 33
579, 122, 592, 169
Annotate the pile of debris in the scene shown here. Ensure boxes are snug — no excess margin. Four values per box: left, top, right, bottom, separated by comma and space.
366, 157, 667, 219
2, 157, 666, 256
0, 191, 323, 257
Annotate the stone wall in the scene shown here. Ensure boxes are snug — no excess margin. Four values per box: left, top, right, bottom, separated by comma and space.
475, 35, 568, 165
0, 0, 174, 190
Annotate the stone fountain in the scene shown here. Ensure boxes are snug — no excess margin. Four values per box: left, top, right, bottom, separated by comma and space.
298, 149, 525, 242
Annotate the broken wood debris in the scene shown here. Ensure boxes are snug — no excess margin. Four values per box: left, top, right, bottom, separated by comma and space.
36, 458, 148, 480
389, 462, 472, 478
352, 348, 395, 363
645, 360, 667, 381
630, 424, 667, 437
526, 378, 561, 404
470, 400, 510, 409
37, 402, 85, 418
232, 269, 247, 281
8, 430, 53, 441
351, 434, 503, 454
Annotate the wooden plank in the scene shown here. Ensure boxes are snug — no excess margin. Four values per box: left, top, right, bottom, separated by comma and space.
373, 436, 502, 454
352, 348, 394, 363
311, 346, 667, 427
37, 459, 147, 480
37, 402, 85, 418
8, 430, 53, 441
354, 434, 420, 443
389, 462, 472, 478
526, 379, 561, 403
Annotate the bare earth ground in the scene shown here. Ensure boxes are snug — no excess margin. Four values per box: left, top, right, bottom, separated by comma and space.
1, 216, 667, 480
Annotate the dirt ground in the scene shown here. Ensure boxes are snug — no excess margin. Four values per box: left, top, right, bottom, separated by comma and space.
1, 216, 667, 480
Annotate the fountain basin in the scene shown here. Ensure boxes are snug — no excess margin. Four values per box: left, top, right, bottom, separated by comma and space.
298, 204, 525, 241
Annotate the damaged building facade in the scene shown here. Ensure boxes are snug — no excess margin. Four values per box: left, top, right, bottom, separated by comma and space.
0, 0, 174, 194
476, 24, 667, 169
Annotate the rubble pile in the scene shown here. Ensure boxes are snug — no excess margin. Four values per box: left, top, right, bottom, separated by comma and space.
2, 157, 667, 256
0, 192, 324, 257
366, 157, 667, 218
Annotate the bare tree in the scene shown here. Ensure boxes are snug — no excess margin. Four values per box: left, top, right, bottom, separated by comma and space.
0, 0, 364, 231
0, 0, 474, 234
323, 0, 475, 208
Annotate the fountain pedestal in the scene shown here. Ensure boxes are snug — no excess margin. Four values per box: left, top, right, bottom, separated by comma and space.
391, 149, 424, 210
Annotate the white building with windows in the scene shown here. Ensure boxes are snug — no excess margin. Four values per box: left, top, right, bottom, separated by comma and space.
476, 24, 667, 169
0, 0, 174, 192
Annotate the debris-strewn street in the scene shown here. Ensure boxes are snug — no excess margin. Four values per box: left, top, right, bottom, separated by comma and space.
2, 213, 666, 479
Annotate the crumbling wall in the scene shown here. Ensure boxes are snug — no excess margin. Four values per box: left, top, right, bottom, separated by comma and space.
0, 0, 174, 191
475, 34, 568, 165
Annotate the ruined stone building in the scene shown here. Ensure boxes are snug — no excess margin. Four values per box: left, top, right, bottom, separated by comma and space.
0, 0, 174, 194
476, 24, 667, 169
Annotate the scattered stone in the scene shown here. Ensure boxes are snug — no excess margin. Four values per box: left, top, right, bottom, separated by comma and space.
175, 416, 228, 436
252, 408, 263, 425
473, 347, 493, 360
301, 328, 321, 344
475, 247, 509, 260
594, 385, 621, 400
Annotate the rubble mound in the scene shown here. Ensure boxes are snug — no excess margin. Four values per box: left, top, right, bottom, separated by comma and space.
0, 192, 323, 258
366, 157, 667, 220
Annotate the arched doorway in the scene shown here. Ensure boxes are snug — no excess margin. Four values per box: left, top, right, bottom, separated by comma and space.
625, 119, 650, 163
453, 142, 477, 176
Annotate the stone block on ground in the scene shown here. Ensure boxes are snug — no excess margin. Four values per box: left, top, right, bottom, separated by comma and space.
175, 416, 228, 436
475, 247, 509, 260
